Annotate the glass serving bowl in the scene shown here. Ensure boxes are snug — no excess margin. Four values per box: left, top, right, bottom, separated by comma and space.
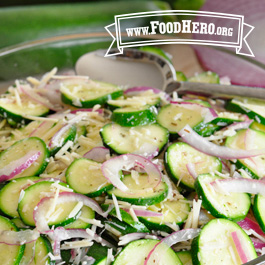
0, 32, 204, 91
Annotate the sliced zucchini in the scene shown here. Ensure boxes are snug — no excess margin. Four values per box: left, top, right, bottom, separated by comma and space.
253, 194, 265, 233
165, 142, 222, 190
191, 219, 257, 265
157, 103, 205, 137
60, 80, 123, 108
0, 92, 49, 126
111, 105, 157, 127
139, 46, 172, 62
250, 121, 265, 133
0, 176, 39, 218
103, 206, 149, 234
10, 218, 28, 229
35, 236, 54, 264
194, 117, 241, 137
107, 94, 161, 110
225, 129, 265, 179
0, 137, 49, 181
176, 251, 192, 265
64, 206, 95, 229
226, 98, 265, 125
107, 173, 168, 206
66, 158, 113, 197
195, 174, 251, 221
0, 215, 25, 265
21, 236, 54, 265
138, 198, 190, 232
18, 181, 78, 227
113, 239, 182, 265
76, 124, 87, 137
185, 99, 211, 108
100, 123, 168, 155
86, 242, 109, 265
176, 71, 187, 81
188, 71, 220, 84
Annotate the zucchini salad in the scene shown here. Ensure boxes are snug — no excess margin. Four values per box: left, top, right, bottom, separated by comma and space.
0, 64, 265, 265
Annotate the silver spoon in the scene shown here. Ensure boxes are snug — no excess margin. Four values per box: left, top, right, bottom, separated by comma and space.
76, 48, 265, 100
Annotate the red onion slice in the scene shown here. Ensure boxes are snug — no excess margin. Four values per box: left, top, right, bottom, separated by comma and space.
193, 0, 265, 87
186, 163, 197, 180
83, 147, 110, 163
33, 192, 106, 232
231, 231, 249, 263
225, 120, 253, 131
0, 229, 40, 245
123, 208, 163, 217
101, 154, 162, 192
211, 178, 265, 195
49, 124, 71, 148
20, 85, 61, 112
179, 125, 265, 159
144, 228, 200, 265
0, 151, 41, 183
70, 108, 103, 114
118, 233, 148, 246
251, 237, 265, 250
238, 218, 265, 237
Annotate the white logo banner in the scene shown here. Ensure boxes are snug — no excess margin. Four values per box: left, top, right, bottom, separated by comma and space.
105, 10, 254, 57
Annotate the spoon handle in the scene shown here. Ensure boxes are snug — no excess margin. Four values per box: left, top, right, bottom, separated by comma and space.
242, 254, 265, 265
165, 81, 265, 100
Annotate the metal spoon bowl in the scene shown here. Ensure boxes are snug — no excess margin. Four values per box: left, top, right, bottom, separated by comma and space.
76, 48, 265, 99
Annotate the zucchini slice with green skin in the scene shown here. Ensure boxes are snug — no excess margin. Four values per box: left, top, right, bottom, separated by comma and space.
111, 105, 157, 127
60, 80, 123, 108
157, 103, 205, 137
21, 236, 55, 265
0, 137, 49, 181
138, 199, 190, 233
0, 215, 25, 265
107, 173, 168, 206
0, 176, 40, 218
253, 194, 265, 233
176, 71, 187, 81
86, 242, 109, 265
139, 46, 172, 62
49, 124, 77, 156
191, 219, 257, 265
195, 174, 251, 222
64, 205, 95, 229
107, 95, 161, 110
185, 99, 211, 108
194, 117, 242, 137
113, 239, 182, 265
225, 129, 265, 179
18, 181, 77, 227
226, 98, 265, 125
188, 71, 220, 84
0, 93, 50, 127
176, 251, 192, 265
100, 123, 169, 155
66, 158, 113, 197
165, 142, 222, 190
102, 205, 149, 234
10, 218, 28, 229
250, 121, 265, 133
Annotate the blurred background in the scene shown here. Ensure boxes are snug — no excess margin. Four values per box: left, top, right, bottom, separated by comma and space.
0, 0, 204, 10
